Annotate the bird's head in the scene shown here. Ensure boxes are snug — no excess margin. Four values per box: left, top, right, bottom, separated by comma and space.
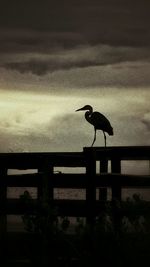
75, 105, 93, 112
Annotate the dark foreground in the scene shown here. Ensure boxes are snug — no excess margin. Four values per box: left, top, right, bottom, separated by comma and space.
4, 224, 150, 267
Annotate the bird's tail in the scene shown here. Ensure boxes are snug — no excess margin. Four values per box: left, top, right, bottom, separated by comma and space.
108, 127, 113, 136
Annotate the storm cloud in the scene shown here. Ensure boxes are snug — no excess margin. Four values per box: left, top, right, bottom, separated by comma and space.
1, 1, 150, 80
1, 44, 150, 77
0, 0, 150, 47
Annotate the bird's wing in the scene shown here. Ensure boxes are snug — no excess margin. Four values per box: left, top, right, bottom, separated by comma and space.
91, 112, 112, 130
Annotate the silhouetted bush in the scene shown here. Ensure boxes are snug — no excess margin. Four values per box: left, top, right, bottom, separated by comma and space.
20, 192, 150, 266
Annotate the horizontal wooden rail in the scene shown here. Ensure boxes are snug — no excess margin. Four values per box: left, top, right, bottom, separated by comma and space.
6, 173, 150, 188
0, 152, 85, 169
0, 146, 150, 169
84, 146, 150, 160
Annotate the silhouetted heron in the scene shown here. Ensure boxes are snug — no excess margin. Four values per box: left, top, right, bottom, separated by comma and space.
76, 105, 113, 147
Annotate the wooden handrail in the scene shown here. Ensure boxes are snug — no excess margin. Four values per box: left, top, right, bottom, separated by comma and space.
0, 146, 150, 228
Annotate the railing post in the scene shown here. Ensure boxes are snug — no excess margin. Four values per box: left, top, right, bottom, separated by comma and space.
38, 160, 54, 266
0, 168, 7, 263
99, 159, 108, 200
84, 148, 96, 226
111, 158, 122, 232
111, 158, 121, 201
38, 161, 54, 202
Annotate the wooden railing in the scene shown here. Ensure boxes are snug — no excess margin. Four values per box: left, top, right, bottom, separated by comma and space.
0, 146, 150, 263
0, 146, 150, 214
0, 146, 150, 232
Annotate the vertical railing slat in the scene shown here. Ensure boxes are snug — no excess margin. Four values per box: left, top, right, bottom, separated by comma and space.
99, 159, 108, 200
38, 163, 54, 202
111, 158, 122, 232
111, 158, 121, 201
85, 149, 96, 225
38, 160, 54, 266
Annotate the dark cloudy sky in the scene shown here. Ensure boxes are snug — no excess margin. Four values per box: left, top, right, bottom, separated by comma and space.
0, 0, 150, 152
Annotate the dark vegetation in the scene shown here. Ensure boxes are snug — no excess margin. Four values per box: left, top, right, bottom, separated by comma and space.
18, 191, 150, 266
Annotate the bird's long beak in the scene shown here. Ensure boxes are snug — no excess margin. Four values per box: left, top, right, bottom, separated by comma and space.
75, 107, 83, 112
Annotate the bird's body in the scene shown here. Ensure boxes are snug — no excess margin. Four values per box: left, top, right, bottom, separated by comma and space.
85, 110, 113, 134
76, 105, 113, 147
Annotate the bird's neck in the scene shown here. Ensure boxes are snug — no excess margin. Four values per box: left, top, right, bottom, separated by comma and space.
89, 106, 93, 113
85, 111, 92, 123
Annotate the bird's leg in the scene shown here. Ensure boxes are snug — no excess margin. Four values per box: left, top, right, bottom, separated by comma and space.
103, 131, 107, 147
91, 128, 96, 147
